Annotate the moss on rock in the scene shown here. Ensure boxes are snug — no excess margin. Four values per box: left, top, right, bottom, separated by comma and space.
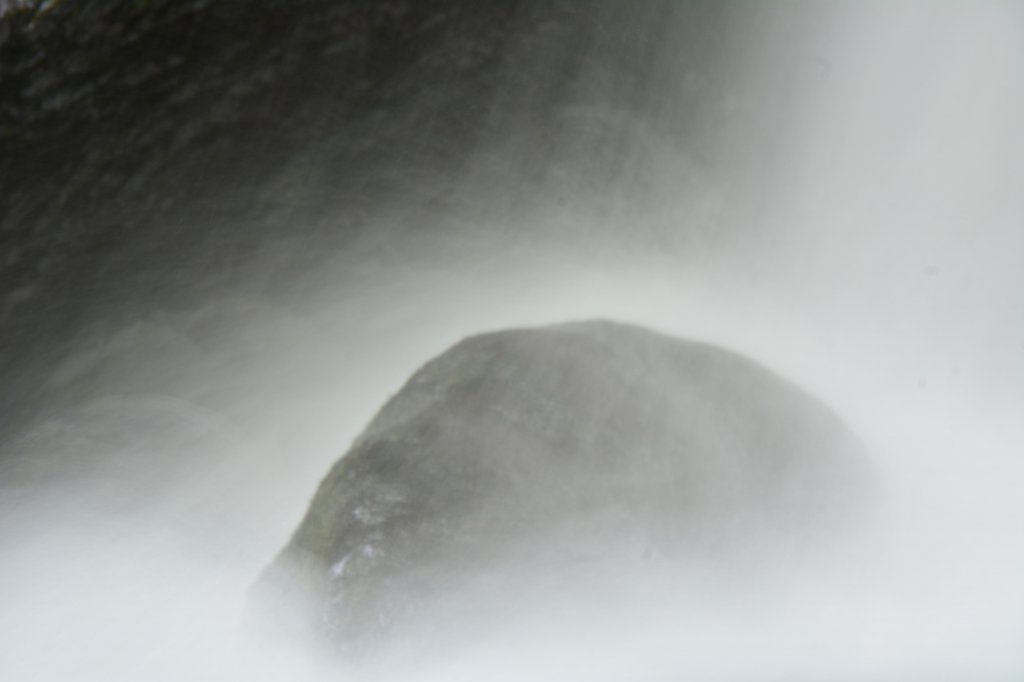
253, 320, 871, 654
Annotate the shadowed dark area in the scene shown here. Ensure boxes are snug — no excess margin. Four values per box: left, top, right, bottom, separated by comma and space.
1, 0, 755, 445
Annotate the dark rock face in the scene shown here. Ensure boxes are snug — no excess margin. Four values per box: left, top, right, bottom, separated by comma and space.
255, 320, 870, 652
0, 0, 738, 441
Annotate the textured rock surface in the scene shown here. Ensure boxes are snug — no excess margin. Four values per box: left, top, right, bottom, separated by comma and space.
254, 320, 870, 652
0, 0, 741, 441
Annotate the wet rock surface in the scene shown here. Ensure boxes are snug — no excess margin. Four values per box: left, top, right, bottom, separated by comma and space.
0, 0, 740, 444
254, 320, 871, 654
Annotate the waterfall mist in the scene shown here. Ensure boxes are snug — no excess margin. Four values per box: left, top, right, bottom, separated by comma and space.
1, 2, 1023, 680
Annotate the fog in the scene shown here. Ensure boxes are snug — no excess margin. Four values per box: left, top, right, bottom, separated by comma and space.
2, 2, 1023, 680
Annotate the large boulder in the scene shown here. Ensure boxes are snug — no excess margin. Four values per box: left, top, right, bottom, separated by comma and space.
253, 320, 870, 655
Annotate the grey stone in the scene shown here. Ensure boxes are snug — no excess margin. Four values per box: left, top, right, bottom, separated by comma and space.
252, 320, 871, 654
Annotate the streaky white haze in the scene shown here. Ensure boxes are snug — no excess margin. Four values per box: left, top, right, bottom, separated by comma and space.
2, 2, 1023, 680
